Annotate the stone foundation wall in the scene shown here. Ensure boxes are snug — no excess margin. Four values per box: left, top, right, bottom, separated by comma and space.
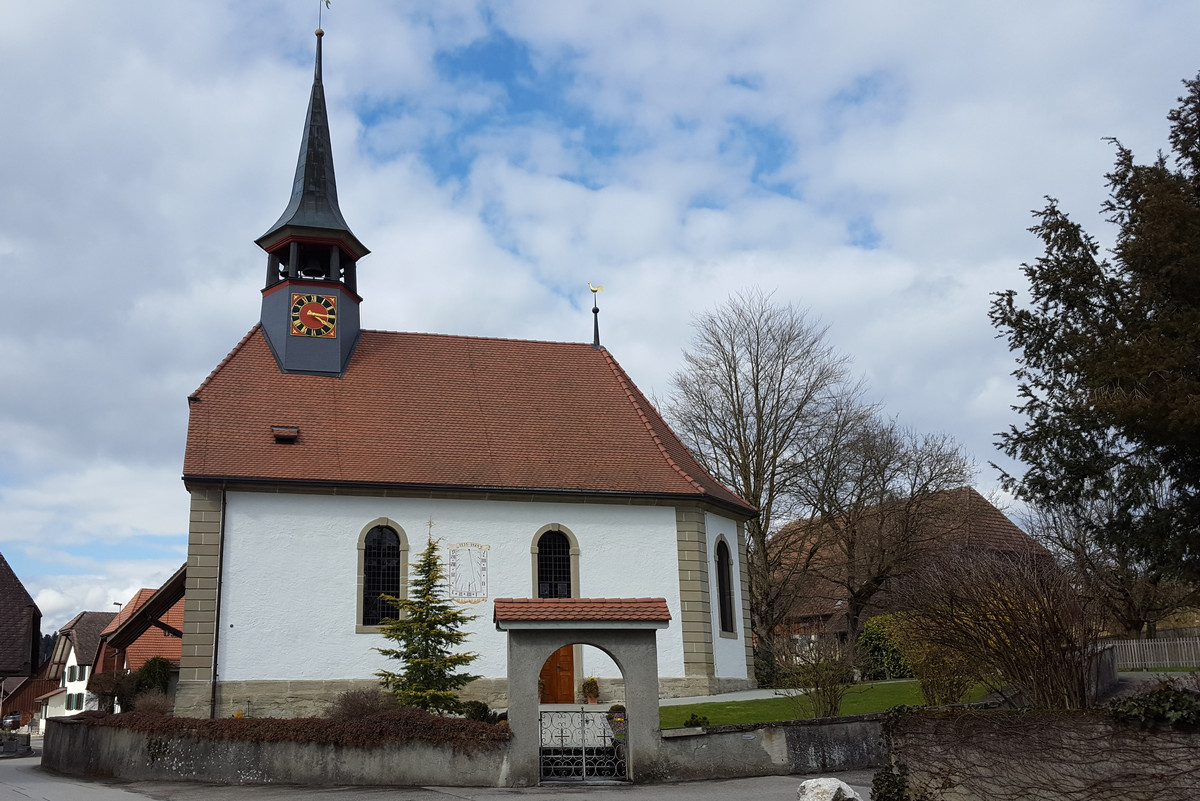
175, 675, 755, 718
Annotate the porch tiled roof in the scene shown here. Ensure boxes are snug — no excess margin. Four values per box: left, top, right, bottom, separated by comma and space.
493, 597, 671, 624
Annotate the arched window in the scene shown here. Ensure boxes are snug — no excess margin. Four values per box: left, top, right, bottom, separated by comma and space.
361, 525, 403, 627
716, 539, 736, 634
537, 530, 572, 599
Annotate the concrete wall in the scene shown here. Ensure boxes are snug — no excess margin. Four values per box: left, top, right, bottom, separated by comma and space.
650, 716, 884, 782
43, 713, 882, 787
42, 718, 514, 787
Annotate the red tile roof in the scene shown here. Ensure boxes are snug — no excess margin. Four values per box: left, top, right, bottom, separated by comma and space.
493, 597, 671, 624
184, 327, 753, 515
779, 487, 1048, 629
100, 589, 156, 636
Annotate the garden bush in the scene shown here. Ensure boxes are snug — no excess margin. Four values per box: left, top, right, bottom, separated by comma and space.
856, 615, 913, 681
324, 688, 397, 720
69, 706, 511, 751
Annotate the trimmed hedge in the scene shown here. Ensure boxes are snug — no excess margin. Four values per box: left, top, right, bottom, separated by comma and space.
71, 707, 511, 752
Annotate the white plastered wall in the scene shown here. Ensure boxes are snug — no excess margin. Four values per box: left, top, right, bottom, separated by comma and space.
706, 512, 748, 679
216, 492, 685, 682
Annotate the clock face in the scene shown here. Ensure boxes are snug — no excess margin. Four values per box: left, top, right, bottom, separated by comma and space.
290, 293, 337, 338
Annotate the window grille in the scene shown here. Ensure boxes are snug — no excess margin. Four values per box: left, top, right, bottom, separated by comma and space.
363, 526, 402, 626
537, 531, 572, 598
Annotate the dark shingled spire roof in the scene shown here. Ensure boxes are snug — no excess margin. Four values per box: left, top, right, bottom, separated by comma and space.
255, 29, 368, 260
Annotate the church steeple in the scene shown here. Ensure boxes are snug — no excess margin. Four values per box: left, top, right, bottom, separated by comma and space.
257, 29, 369, 376
256, 28, 368, 289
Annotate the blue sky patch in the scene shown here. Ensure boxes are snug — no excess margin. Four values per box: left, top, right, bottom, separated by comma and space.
848, 215, 882, 249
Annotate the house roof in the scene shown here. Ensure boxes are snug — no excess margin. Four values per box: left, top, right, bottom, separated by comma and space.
184, 327, 755, 517
106, 563, 186, 652
493, 597, 671, 628
780, 487, 1047, 627
0, 552, 41, 677
100, 589, 157, 637
50, 611, 116, 678
97, 570, 185, 672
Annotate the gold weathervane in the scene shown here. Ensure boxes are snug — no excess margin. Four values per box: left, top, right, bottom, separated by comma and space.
588, 282, 604, 294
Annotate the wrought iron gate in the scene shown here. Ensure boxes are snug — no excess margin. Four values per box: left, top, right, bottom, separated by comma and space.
539, 708, 629, 782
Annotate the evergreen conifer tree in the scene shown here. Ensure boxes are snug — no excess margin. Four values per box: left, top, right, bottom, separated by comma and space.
375, 523, 479, 714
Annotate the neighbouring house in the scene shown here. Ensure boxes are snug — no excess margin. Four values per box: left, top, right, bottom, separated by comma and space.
174, 30, 757, 719
90, 566, 186, 709
780, 487, 1046, 642
0, 552, 41, 681
3, 669, 56, 732
39, 611, 116, 719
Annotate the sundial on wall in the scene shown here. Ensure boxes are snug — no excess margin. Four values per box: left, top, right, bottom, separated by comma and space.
448, 543, 489, 603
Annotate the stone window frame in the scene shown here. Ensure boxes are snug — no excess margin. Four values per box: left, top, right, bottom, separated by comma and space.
356, 517, 410, 633
529, 523, 581, 600
714, 536, 737, 638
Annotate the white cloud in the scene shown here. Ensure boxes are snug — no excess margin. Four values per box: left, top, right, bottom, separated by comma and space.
4, 0, 1200, 611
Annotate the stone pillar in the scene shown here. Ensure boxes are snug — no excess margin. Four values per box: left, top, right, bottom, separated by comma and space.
174, 484, 223, 718
675, 506, 714, 688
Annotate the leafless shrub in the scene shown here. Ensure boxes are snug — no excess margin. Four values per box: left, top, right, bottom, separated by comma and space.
324, 688, 397, 720
87, 671, 137, 713
891, 548, 1103, 709
780, 636, 857, 718
130, 690, 173, 716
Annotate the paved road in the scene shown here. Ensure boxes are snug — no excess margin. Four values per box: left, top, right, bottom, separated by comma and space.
1, 743, 874, 801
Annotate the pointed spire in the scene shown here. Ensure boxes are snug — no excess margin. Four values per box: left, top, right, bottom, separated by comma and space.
589, 283, 604, 349
256, 29, 368, 263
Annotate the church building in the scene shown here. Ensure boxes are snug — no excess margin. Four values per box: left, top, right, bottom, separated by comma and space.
174, 30, 756, 718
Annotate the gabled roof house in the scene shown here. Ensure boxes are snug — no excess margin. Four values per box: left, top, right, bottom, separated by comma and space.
782, 487, 1046, 638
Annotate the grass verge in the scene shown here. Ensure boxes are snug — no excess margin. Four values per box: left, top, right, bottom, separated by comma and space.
660, 680, 988, 729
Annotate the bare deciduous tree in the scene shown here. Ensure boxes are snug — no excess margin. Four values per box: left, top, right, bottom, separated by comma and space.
664, 289, 857, 684
1024, 495, 1198, 638
787, 417, 976, 643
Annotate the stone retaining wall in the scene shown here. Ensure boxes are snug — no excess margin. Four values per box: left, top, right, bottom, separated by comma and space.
42, 713, 883, 787
42, 718, 512, 786
885, 709, 1200, 801
651, 714, 884, 782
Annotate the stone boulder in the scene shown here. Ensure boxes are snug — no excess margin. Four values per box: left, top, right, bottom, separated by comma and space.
796, 777, 863, 801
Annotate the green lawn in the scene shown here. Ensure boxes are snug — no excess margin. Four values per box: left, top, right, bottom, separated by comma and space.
659, 680, 988, 729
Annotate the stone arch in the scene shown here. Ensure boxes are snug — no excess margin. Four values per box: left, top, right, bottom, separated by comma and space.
356, 518, 409, 633
529, 523, 581, 598
495, 598, 669, 785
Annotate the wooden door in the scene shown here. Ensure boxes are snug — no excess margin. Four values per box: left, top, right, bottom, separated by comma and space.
538, 645, 575, 703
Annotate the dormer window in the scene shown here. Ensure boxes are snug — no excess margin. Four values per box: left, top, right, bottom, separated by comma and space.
271, 425, 300, 443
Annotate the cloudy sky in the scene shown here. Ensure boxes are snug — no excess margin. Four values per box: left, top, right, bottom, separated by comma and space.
3, 1, 1198, 630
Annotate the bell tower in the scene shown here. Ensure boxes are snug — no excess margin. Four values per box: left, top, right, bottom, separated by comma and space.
256, 28, 369, 376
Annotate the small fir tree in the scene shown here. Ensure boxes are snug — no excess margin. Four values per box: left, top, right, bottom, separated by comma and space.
375, 524, 479, 715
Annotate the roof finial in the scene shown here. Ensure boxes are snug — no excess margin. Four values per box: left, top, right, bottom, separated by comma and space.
318, 0, 330, 31
589, 282, 604, 349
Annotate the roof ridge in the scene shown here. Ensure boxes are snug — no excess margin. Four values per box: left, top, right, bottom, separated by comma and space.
190, 324, 262, 400
598, 348, 711, 497
361, 329, 592, 348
